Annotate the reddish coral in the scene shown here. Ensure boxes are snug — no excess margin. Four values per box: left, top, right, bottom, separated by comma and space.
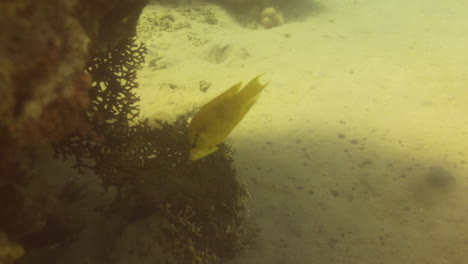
10, 73, 93, 146
10, 38, 64, 117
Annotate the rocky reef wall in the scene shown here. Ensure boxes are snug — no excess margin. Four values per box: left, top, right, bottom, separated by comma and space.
0, 1, 253, 263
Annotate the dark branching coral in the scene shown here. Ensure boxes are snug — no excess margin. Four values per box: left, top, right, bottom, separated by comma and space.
54, 37, 147, 178
53, 36, 252, 263
106, 119, 252, 262
1, 0, 251, 259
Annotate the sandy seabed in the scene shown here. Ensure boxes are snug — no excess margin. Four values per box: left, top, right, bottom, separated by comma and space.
136, 0, 468, 263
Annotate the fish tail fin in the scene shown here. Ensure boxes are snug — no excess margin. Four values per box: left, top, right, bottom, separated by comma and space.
213, 81, 243, 102
238, 73, 269, 103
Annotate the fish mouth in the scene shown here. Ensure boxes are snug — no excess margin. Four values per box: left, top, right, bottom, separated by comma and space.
189, 146, 219, 161
189, 153, 199, 161
189, 150, 205, 161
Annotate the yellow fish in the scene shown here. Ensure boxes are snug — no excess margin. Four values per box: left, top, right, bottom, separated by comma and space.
187, 74, 269, 161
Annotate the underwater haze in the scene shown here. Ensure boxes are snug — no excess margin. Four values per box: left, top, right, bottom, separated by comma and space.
137, 0, 468, 263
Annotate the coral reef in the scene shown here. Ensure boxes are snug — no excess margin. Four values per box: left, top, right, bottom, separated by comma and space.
54, 37, 147, 177
0, 0, 148, 262
260, 7, 284, 29
0, 1, 94, 262
205, 0, 320, 27
53, 36, 253, 263
0, 1, 91, 140
1, 0, 253, 263
146, 0, 318, 29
